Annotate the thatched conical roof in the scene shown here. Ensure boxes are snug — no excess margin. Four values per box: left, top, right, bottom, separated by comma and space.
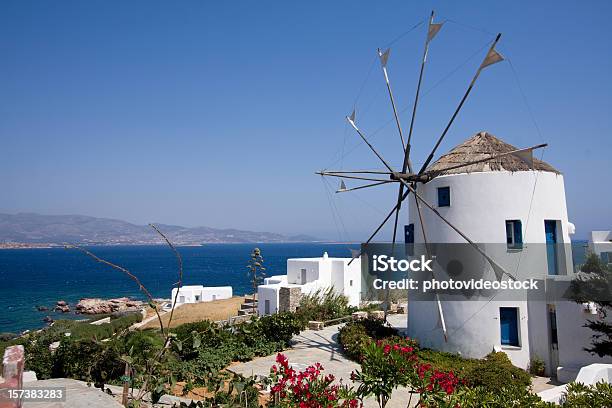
425, 131, 559, 176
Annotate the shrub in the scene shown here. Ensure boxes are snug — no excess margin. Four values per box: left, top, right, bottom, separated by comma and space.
258, 312, 302, 345
51, 338, 124, 385
453, 385, 554, 407
295, 288, 356, 323
338, 319, 399, 361
529, 355, 546, 376
417, 349, 478, 375
268, 353, 360, 408
561, 381, 612, 407
352, 339, 419, 408
464, 352, 531, 392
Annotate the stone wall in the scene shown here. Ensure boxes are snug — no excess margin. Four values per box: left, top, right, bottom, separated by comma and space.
0, 345, 24, 408
278, 287, 302, 313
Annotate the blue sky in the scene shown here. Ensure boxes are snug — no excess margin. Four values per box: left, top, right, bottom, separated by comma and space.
1, 0, 610, 240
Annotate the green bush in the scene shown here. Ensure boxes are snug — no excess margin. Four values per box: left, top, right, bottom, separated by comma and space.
257, 312, 303, 344
51, 338, 124, 385
338, 319, 399, 361
454, 385, 554, 407
417, 349, 478, 375
529, 355, 546, 376
464, 352, 531, 392
561, 381, 612, 407
295, 288, 356, 323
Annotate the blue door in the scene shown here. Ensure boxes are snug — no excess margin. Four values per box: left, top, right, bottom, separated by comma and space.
545, 220, 558, 275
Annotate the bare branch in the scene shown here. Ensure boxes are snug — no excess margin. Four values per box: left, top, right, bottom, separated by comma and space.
63, 243, 166, 338
149, 223, 183, 335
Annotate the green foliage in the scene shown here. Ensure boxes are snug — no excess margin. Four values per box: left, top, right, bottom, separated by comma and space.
453, 385, 554, 407
168, 313, 302, 386
417, 349, 478, 374
352, 339, 418, 408
295, 287, 357, 324
569, 252, 612, 357
255, 312, 303, 344
172, 374, 260, 408
561, 381, 612, 407
338, 318, 399, 361
464, 352, 531, 392
529, 355, 546, 376
246, 247, 266, 313
52, 338, 124, 386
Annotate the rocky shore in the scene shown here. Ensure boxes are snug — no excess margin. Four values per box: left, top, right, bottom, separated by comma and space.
75, 297, 144, 314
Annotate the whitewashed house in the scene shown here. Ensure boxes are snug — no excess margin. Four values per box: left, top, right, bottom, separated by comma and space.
588, 231, 612, 265
171, 285, 232, 306
406, 132, 611, 381
257, 252, 361, 316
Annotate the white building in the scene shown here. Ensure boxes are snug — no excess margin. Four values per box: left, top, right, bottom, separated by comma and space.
171, 285, 232, 306
588, 231, 612, 265
257, 252, 361, 316
406, 132, 611, 381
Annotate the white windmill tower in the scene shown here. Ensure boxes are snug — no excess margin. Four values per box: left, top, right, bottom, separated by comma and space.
317, 11, 560, 366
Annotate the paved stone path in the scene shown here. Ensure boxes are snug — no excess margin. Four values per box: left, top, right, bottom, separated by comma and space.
22, 378, 123, 408
229, 314, 417, 408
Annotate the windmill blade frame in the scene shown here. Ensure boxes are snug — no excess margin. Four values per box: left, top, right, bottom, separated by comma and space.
418, 33, 503, 176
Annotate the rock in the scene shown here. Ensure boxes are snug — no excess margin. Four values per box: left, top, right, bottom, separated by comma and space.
76, 297, 144, 315
55, 305, 70, 313
56, 300, 67, 306
36, 305, 49, 312
43, 316, 54, 323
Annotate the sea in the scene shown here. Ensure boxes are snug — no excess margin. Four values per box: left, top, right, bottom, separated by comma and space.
0, 241, 589, 334
0, 243, 358, 334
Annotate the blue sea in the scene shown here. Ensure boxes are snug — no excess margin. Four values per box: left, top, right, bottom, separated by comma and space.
0, 243, 358, 334
0, 241, 589, 334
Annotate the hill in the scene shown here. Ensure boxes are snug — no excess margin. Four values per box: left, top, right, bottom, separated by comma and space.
0, 213, 319, 245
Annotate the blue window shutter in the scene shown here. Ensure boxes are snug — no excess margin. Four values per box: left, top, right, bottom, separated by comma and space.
500, 307, 519, 346
514, 221, 522, 244
506, 222, 513, 245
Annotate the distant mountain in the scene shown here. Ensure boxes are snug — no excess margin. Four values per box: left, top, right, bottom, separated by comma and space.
0, 213, 320, 245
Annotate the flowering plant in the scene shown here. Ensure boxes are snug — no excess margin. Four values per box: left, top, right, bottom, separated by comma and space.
268, 353, 361, 408
351, 337, 464, 408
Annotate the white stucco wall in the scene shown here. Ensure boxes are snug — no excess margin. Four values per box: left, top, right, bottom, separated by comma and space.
257, 255, 362, 315
406, 170, 575, 371
408, 171, 571, 245
555, 301, 612, 381
171, 285, 232, 306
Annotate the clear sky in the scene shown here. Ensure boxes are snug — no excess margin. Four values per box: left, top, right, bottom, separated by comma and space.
1, 0, 610, 240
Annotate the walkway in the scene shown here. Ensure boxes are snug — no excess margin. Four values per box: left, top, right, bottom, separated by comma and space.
229, 314, 416, 408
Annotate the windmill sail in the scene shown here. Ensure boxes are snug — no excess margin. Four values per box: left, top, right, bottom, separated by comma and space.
512, 149, 534, 169
480, 47, 504, 69
428, 22, 443, 42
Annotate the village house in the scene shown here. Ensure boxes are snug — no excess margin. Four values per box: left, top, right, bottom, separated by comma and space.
170, 285, 232, 306
257, 252, 361, 316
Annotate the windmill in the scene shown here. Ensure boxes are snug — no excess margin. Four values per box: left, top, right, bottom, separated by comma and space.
317, 11, 548, 341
